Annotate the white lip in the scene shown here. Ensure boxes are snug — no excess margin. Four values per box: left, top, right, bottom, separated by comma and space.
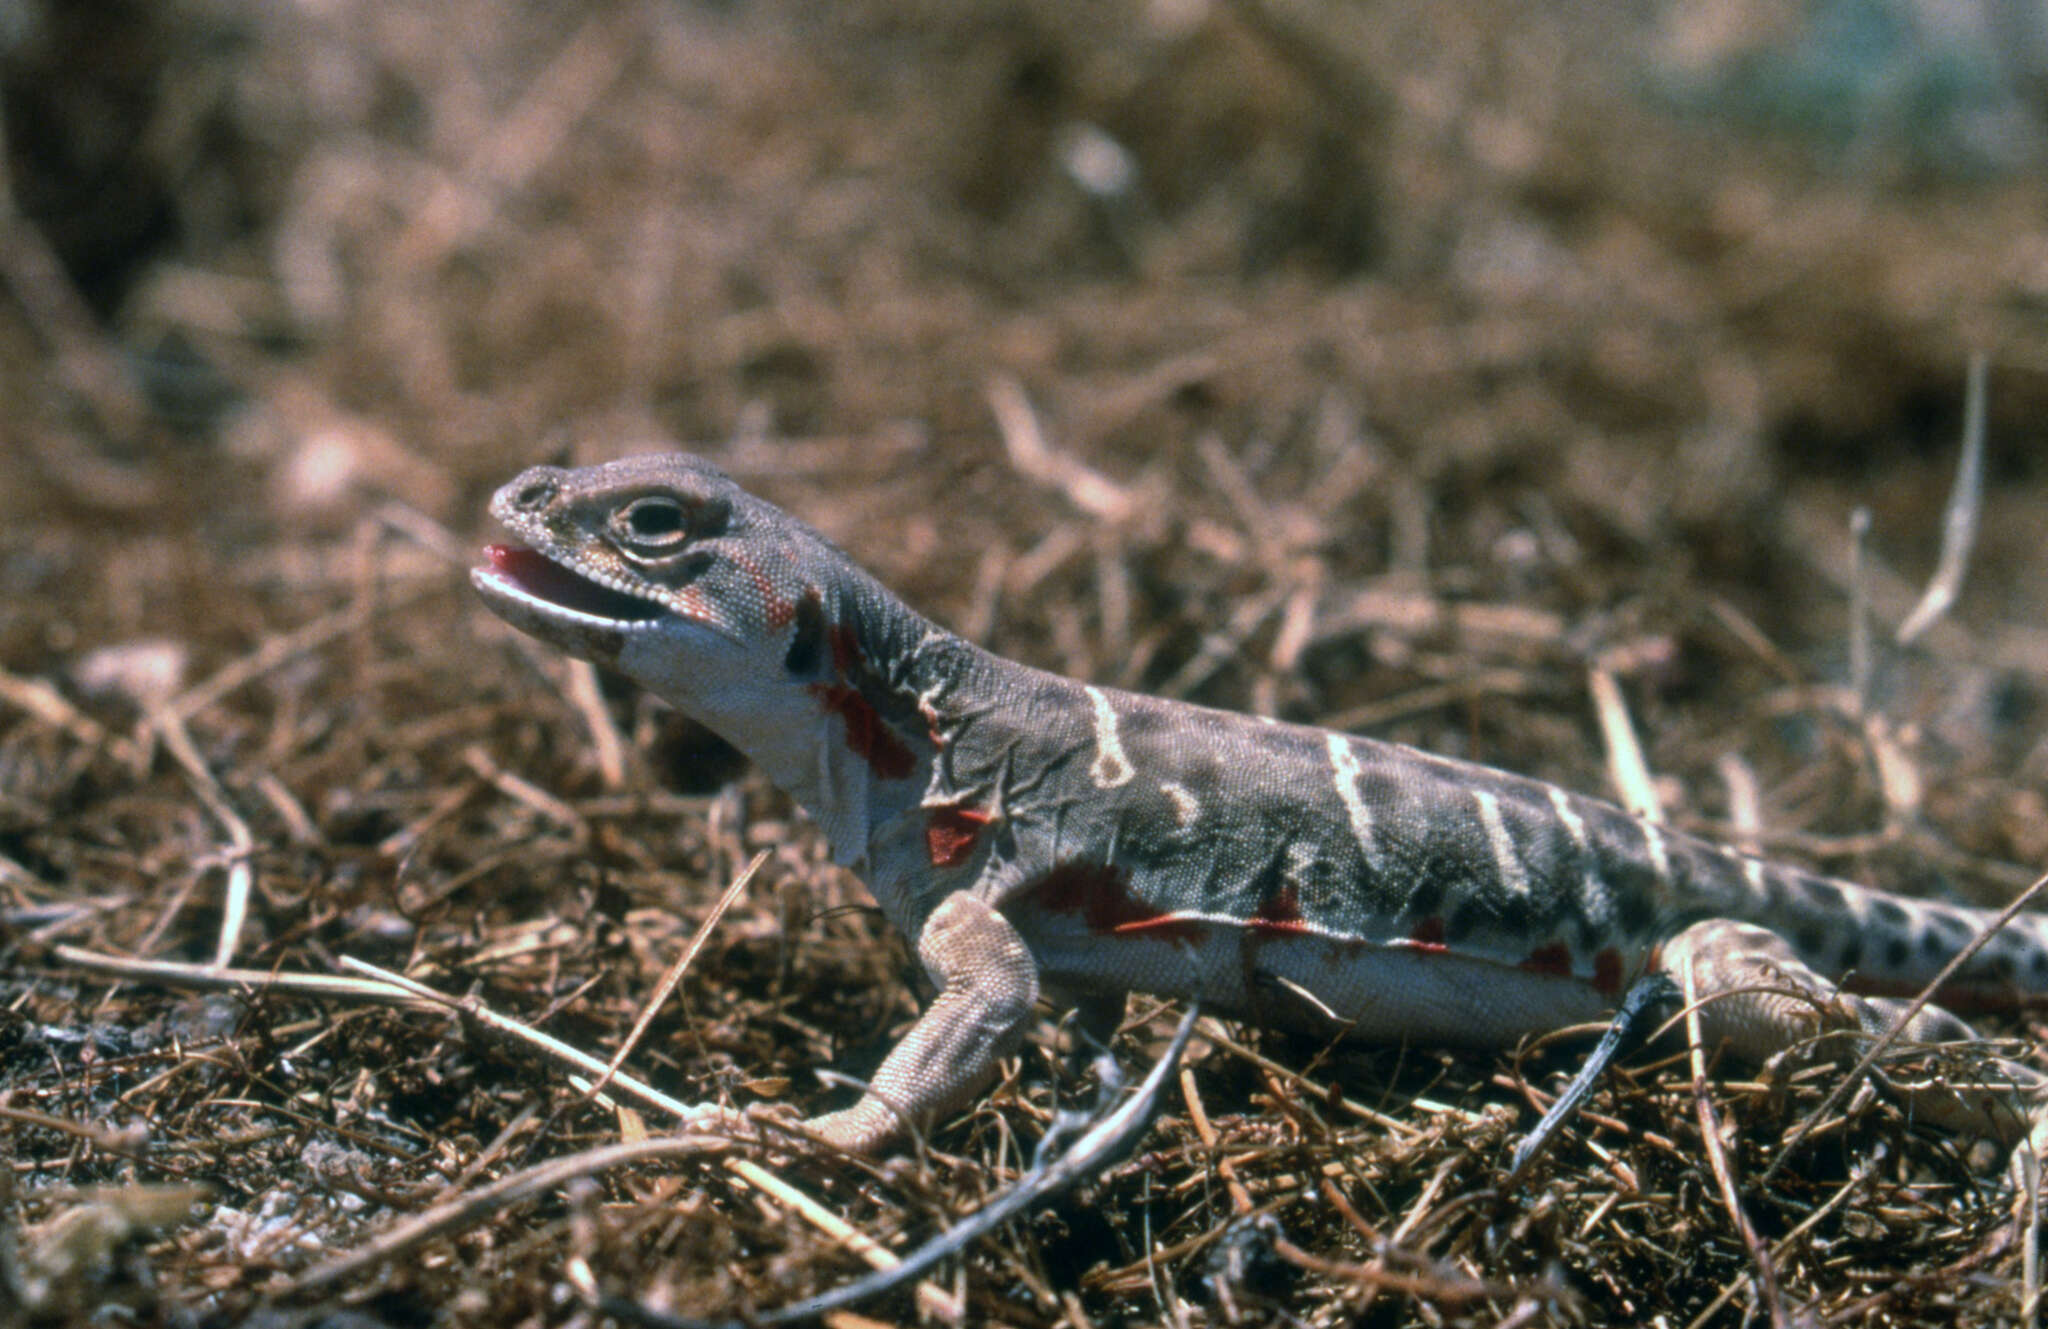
469, 565, 662, 631
470, 564, 742, 644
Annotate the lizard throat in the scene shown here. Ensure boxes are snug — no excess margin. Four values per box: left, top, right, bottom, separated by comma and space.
483, 544, 668, 623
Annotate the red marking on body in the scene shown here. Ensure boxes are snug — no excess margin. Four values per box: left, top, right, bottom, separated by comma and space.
924, 804, 989, 867
808, 683, 915, 780
1409, 915, 1447, 953
1025, 862, 1207, 945
1520, 942, 1573, 979
753, 562, 797, 629
1250, 883, 1310, 935
1592, 947, 1624, 997
828, 624, 863, 676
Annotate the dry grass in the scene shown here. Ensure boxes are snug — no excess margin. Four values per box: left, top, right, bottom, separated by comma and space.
4, 1, 2048, 1324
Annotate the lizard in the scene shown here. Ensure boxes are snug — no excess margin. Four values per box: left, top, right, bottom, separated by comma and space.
471, 451, 2048, 1163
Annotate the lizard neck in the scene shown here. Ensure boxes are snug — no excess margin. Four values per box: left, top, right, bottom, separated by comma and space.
617, 560, 960, 869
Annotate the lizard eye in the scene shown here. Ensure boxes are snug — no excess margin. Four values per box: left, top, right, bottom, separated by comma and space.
616, 496, 691, 546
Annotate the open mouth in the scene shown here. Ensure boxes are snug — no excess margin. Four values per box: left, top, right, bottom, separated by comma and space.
482, 545, 669, 622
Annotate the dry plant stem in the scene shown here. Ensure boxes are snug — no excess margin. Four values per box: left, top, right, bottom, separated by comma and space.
723, 1157, 962, 1323
0, 668, 143, 767
146, 706, 256, 969
461, 744, 588, 841
0, 1105, 153, 1161
53, 944, 438, 1010
1195, 1020, 1442, 1137
335, 956, 697, 1120
591, 1003, 1202, 1329
163, 594, 436, 725
1179, 1066, 1255, 1216
1715, 751, 1763, 855
1759, 868, 2048, 1186
1587, 665, 1662, 822
1848, 506, 1874, 713
1680, 965, 1788, 1329
1896, 352, 1988, 646
289, 1133, 736, 1294
986, 373, 1135, 521
1270, 1235, 1558, 1308
565, 658, 630, 789
585, 850, 767, 1104
1686, 1152, 1880, 1329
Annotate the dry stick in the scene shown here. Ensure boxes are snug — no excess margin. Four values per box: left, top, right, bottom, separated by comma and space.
1758, 868, 2048, 1187
1686, 1151, 1884, 1329
587, 1004, 1202, 1329
161, 580, 441, 728
1896, 352, 1988, 646
291, 1134, 736, 1293
1847, 506, 1874, 715
53, 945, 439, 1010
0, 668, 142, 767
584, 851, 766, 1105
1180, 1067, 1254, 1217
986, 374, 1136, 522
146, 706, 256, 969
721, 1157, 962, 1324
1587, 664, 1662, 824
1679, 964, 1789, 1329
564, 658, 630, 790
343, 942, 945, 1302
336, 956, 698, 1120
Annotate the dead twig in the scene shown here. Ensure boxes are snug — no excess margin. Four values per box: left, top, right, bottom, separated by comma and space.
584, 851, 766, 1105
290, 1133, 737, 1294
583, 1003, 1201, 1329
1896, 353, 1988, 646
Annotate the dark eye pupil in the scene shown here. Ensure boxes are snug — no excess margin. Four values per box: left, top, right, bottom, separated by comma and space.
629, 501, 687, 538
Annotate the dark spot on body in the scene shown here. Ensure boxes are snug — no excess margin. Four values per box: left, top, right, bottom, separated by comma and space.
1520, 942, 1573, 978
1884, 937, 1909, 970
1794, 926, 1826, 958
1922, 929, 1947, 958
809, 683, 915, 780
784, 586, 826, 675
1410, 915, 1447, 952
1405, 874, 1445, 921
1928, 910, 1971, 940
1871, 897, 1910, 928
1593, 948, 1624, 996
1446, 897, 1487, 943
1613, 873, 1658, 935
1799, 876, 1845, 911
2031, 950, 2048, 979
1838, 936, 1862, 971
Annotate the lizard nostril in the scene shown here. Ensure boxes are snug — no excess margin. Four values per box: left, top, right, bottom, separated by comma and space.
515, 478, 557, 510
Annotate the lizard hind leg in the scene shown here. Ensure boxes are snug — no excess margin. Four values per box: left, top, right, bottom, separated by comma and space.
1658, 917, 2048, 1150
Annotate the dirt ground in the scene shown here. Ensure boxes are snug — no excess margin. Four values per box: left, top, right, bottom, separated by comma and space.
4, 0, 2048, 1324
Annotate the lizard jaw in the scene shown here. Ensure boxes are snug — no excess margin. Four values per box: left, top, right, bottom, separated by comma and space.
472, 543, 680, 660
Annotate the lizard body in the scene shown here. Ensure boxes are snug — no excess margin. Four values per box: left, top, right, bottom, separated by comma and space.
474, 453, 2048, 1155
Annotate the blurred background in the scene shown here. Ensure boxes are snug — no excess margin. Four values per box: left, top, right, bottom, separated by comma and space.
5, 0, 2048, 1319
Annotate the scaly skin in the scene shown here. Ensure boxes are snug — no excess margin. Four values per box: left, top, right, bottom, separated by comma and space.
473, 452, 2048, 1157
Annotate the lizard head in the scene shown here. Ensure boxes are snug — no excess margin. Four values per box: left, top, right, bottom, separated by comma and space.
472, 453, 813, 671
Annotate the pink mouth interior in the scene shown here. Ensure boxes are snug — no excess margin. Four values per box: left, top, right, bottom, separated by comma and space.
484, 545, 667, 621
